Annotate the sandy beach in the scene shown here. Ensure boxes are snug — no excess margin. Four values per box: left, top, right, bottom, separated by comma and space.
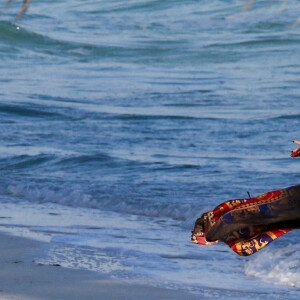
0, 232, 199, 300
1, 1, 300, 299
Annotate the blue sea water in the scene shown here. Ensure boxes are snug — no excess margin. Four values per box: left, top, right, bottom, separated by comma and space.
0, 0, 300, 298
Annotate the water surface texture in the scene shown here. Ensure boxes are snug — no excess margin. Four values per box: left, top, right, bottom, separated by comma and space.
0, 0, 300, 298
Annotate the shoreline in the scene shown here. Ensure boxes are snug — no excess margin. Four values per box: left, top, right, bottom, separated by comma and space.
0, 202, 298, 299
0, 231, 199, 300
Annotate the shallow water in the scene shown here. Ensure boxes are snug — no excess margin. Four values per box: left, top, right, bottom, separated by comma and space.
0, 0, 300, 298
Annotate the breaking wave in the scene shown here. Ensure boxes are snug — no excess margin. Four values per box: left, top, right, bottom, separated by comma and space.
245, 245, 300, 288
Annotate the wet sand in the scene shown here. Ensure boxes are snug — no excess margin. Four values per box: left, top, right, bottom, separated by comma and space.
0, 232, 198, 300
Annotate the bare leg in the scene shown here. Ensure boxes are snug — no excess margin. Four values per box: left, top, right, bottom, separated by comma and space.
16, 0, 33, 20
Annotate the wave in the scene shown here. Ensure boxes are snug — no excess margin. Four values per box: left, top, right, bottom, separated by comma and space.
1, 97, 256, 121
112, 113, 201, 121
245, 245, 300, 288
2, 97, 298, 122
0, 150, 122, 173
56, 153, 118, 169
0, 154, 55, 170
0, 103, 64, 119
206, 37, 299, 49
0, 97, 231, 121
0, 20, 178, 60
268, 113, 300, 121
3, 182, 202, 223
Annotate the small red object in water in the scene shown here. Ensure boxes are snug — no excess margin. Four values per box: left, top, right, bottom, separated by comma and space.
291, 148, 300, 157
291, 140, 300, 157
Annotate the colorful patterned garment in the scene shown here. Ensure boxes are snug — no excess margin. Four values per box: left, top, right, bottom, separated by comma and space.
191, 185, 300, 256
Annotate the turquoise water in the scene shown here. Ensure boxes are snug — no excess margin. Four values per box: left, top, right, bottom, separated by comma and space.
0, 0, 300, 298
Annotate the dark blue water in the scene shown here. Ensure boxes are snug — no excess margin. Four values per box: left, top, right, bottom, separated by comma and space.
0, 0, 300, 298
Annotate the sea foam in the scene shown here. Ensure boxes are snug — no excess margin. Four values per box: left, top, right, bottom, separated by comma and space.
245, 246, 300, 288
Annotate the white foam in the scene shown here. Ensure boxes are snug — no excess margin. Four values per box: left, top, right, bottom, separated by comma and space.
245, 246, 300, 288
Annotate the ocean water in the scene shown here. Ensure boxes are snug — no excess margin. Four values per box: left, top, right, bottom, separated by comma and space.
0, 0, 300, 298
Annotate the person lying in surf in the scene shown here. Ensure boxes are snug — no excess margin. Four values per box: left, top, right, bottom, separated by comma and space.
191, 141, 300, 256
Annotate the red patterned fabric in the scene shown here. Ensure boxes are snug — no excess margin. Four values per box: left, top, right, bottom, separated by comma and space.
226, 228, 290, 256
192, 186, 300, 256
